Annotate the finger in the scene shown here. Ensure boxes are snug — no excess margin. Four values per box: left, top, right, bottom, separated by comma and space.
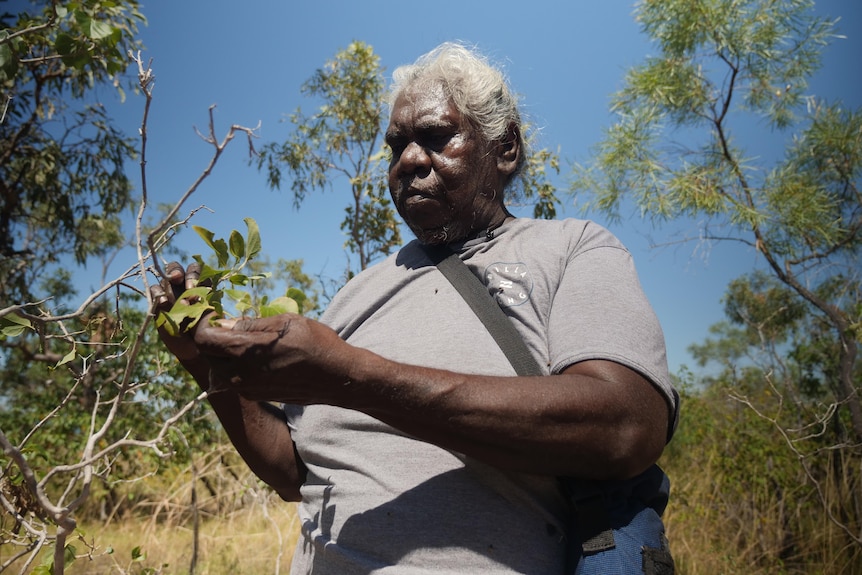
165, 261, 185, 284
156, 274, 178, 304
213, 318, 239, 329
149, 284, 171, 311
185, 261, 202, 290
164, 262, 187, 299
195, 318, 280, 358
220, 316, 295, 335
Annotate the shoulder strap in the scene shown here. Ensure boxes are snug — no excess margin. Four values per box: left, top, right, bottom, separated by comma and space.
424, 245, 543, 377
424, 246, 672, 566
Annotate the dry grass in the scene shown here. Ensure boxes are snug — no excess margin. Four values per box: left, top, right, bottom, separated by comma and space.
66, 502, 301, 575
9, 418, 859, 575
658, 392, 862, 575
32, 450, 306, 575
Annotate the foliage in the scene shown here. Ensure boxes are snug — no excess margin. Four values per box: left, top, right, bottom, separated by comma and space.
0, 0, 145, 305
0, 18, 272, 570
572, 0, 861, 559
257, 40, 400, 275
662, 376, 862, 574
60, 456, 301, 575
155, 218, 307, 337
510, 140, 562, 220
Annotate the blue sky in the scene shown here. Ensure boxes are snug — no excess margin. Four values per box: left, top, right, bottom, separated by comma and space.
89, 0, 862, 373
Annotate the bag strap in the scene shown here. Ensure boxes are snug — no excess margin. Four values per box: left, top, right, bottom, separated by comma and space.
424, 243, 621, 558
424, 243, 673, 567
424, 245, 543, 377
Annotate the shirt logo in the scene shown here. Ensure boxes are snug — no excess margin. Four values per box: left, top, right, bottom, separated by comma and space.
484, 262, 533, 307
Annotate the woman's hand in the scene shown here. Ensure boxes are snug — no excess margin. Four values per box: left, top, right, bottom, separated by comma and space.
150, 261, 206, 364
194, 313, 357, 405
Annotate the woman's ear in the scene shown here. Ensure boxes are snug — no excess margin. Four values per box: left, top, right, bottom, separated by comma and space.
496, 123, 521, 176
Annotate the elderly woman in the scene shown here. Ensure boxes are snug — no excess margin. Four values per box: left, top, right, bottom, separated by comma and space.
154, 42, 677, 574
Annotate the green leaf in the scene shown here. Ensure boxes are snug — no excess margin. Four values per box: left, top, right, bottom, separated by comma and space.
286, 287, 307, 309
54, 33, 75, 55
178, 286, 213, 301
55, 347, 77, 368
244, 218, 262, 259
213, 238, 230, 267
192, 227, 230, 267
131, 545, 145, 561
176, 301, 214, 331
0, 312, 33, 338
158, 288, 216, 334
0, 41, 17, 78
1, 324, 29, 337
247, 272, 272, 282
75, 10, 114, 40
260, 296, 299, 317
192, 225, 217, 251
196, 262, 227, 286
224, 288, 251, 304
229, 229, 246, 259
155, 310, 179, 337
224, 289, 253, 314
64, 543, 77, 563
228, 274, 249, 286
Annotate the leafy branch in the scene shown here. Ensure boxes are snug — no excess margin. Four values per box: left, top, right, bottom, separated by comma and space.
0, 50, 264, 574
155, 218, 307, 337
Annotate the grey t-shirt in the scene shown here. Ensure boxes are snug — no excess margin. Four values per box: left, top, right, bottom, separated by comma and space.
285, 217, 675, 574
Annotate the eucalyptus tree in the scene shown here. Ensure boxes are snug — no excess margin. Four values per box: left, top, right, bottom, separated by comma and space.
0, 0, 145, 305
257, 41, 399, 275
572, 0, 861, 555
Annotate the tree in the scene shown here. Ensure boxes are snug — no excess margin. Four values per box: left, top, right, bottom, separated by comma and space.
0, 0, 145, 305
670, 275, 862, 571
574, 0, 860, 438
257, 41, 400, 276
572, 0, 861, 559
0, 4, 269, 569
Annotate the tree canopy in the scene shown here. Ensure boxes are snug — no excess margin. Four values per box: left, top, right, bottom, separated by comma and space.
574, 0, 860, 437
256, 41, 400, 276
573, 0, 861, 560
0, 0, 146, 305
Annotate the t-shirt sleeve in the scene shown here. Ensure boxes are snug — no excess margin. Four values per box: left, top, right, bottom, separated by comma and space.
547, 225, 678, 428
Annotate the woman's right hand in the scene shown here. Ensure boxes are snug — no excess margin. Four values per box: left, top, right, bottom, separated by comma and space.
150, 261, 206, 364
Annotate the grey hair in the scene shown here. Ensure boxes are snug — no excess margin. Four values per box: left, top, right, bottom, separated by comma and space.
388, 42, 527, 185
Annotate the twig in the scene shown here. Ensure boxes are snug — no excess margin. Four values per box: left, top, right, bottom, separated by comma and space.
146, 108, 259, 284
0, 95, 11, 124
729, 391, 862, 545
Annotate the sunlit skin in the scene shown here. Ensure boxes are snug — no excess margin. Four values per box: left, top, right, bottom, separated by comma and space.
149, 82, 670, 503
386, 83, 516, 245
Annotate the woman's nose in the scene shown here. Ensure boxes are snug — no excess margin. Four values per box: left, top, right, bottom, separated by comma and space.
397, 141, 431, 175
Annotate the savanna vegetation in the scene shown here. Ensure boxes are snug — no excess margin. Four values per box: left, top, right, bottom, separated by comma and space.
1, 0, 859, 573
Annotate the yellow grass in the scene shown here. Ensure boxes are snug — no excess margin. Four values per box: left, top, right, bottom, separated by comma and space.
67, 502, 301, 575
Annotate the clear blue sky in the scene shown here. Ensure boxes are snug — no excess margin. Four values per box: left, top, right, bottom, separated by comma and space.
93, 0, 862, 373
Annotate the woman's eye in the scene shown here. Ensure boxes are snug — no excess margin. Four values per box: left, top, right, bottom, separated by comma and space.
425, 133, 452, 150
